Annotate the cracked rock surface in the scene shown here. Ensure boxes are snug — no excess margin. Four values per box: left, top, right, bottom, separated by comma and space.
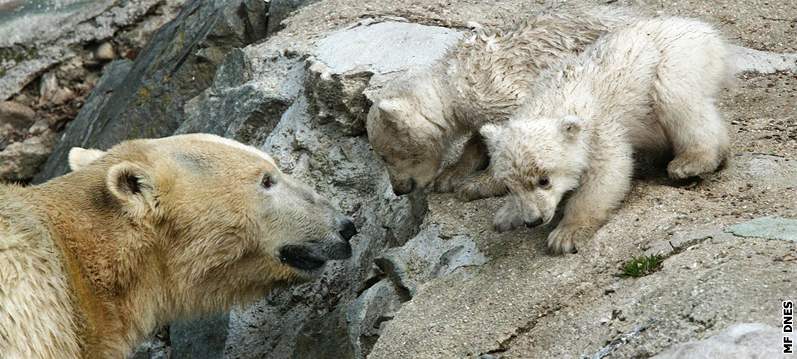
0, 0, 184, 182
12, 0, 797, 357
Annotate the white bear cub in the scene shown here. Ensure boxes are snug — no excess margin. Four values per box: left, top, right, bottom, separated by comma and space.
480, 17, 731, 254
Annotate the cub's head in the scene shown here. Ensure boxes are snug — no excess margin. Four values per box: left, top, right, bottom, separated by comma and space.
366, 76, 448, 195
68, 134, 355, 310
480, 116, 589, 226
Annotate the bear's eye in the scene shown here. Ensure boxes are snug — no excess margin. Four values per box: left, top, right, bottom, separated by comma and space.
538, 176, 551, 188
261, 174, 274, 189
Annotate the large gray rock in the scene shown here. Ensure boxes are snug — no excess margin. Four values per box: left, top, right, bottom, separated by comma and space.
0, 0, 183, 101
171, 315, 230, 359
0, 131, 56, 181
33, 0, 269, 183
0, 0, 189, 182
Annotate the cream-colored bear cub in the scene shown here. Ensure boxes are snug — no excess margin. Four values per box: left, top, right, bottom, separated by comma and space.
480, 18, 730, 254
367, 5, 637, 196
0, 134, 356, 358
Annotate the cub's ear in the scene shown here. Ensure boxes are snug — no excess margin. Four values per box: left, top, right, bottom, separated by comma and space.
69, 147, 106, 171
479, 123, 503, 152
561, 115, 583, 140
369, 98, 409, 132
106, 162, 156, 217
376, 99, 406, 121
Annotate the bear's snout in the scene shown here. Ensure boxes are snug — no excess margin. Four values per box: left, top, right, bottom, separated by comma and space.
278, 235, 352, 272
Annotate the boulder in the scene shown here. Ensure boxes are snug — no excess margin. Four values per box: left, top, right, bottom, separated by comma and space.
33, 0, 269, 183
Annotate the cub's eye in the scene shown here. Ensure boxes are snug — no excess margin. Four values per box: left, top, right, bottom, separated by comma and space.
261, 174, 274, 189
538, 176, 551, 188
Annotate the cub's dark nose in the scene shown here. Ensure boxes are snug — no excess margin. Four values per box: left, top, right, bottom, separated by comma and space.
392, 178, 416, 196
524, 218, 543, 228
339, 218, 357, 241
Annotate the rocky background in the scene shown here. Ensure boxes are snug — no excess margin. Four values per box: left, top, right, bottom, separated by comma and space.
1, 0, 796, 358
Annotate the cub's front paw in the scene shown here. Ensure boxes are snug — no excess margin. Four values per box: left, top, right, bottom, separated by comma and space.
667, 150, 723, 179
493, 203, 523, 233
432, 172, 460, 193
547, 224, 595, 255
456, 180, 488, 202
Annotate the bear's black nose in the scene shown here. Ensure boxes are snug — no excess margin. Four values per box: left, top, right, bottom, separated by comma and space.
339, 218, 357, 241
524, 218, 543, 228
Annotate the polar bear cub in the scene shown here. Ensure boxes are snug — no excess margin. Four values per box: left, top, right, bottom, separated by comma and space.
367, 4, 638, 196
480, 17, 731, 253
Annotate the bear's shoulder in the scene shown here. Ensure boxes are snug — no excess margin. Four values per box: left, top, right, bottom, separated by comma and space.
0, 185, 53, 251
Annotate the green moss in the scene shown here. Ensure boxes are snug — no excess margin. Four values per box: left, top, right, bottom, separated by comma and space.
0, 46, 39, 63
620, 254, 664, 278
137, 87, 152, 106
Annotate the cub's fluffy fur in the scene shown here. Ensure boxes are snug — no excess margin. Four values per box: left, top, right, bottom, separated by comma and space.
367, 4, 638, 196
481, 17, 730, 253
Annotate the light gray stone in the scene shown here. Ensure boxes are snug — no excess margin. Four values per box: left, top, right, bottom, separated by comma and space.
0, 0, 181, 100
727, 217, 797, 242
95, 42, 116, 61
652, 323, 784, 359
376, 226, 487, 298
0, 131, 56, 182
314, 21, 461, 75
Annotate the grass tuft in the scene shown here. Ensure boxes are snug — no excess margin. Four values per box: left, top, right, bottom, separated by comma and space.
620, 254, 664, 278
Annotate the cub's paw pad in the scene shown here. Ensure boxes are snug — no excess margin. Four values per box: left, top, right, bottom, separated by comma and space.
547, 225, 592, 255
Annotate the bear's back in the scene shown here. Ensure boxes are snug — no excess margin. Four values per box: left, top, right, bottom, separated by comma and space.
0, 184, 82, 358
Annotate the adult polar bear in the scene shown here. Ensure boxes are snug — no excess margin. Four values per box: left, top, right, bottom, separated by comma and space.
0, 134, 356, 358
366, 4, 638, 197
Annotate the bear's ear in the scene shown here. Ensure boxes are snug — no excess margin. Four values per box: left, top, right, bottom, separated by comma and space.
69, 147, 106, 171
106, 162, 157, 217
560, 115, 583, 140
479, 123, 503, 152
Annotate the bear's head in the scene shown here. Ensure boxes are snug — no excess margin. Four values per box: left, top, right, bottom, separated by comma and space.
366, 75, 448, 195
67, 134, 355, 312
480, 116, 589, 226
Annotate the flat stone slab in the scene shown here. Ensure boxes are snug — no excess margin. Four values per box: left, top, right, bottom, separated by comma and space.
315, 21, 461, 75
727, 216, 797, 242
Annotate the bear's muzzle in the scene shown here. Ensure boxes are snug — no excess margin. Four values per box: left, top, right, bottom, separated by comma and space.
278, 232, 353, 271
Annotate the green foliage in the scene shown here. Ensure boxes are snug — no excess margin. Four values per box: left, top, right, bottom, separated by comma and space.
620, 254, 664, 278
